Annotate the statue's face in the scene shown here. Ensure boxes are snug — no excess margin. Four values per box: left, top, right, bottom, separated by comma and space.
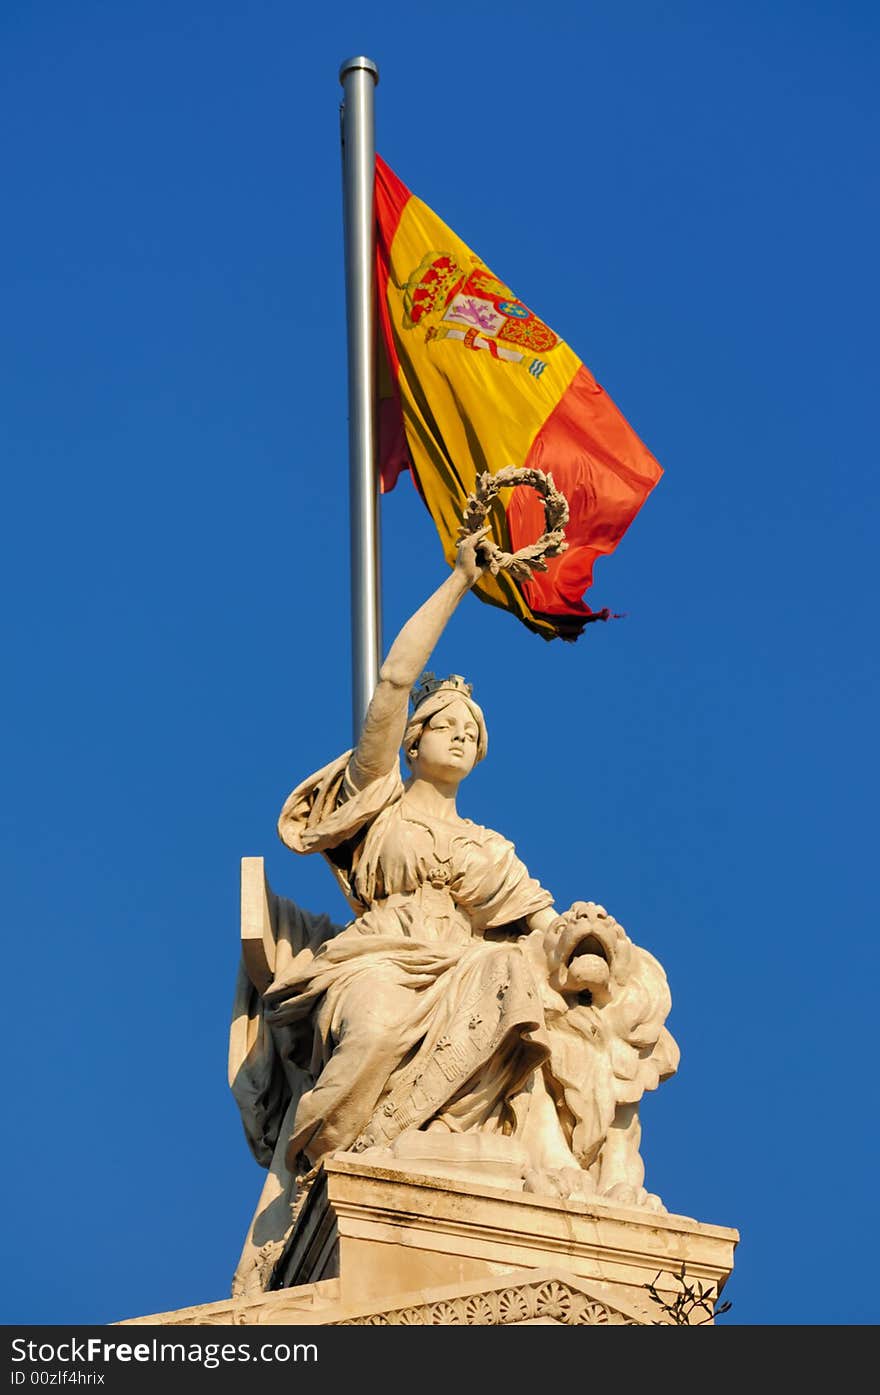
411, 697, 480, 787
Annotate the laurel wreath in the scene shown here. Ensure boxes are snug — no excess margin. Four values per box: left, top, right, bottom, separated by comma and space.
457, 466, 570, 581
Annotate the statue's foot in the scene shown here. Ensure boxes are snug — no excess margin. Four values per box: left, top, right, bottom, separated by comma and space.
523, 1166, 596, 1202
600, 1181, 667, 1214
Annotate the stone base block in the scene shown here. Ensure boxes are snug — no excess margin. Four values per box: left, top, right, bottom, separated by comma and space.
118, 1156, 738, 1326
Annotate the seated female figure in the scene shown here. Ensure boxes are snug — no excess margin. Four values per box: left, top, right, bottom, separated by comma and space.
230, 533, 678, 1295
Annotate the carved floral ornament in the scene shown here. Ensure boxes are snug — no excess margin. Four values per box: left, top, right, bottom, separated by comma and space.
332, 1280, 637, 1327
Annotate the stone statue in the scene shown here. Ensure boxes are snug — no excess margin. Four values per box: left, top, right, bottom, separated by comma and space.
229, 519, 679, 1297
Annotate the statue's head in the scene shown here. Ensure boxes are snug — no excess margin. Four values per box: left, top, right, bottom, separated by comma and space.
403, 672, 488, 785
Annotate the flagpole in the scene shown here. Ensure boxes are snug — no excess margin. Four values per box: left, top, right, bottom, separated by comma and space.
339, 56, 381, 742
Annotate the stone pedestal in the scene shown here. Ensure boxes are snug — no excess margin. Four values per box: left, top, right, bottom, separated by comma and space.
117, 1156, 738, 1326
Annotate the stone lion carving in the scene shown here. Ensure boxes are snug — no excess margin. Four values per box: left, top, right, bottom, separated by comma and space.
229, 526, 679, 1296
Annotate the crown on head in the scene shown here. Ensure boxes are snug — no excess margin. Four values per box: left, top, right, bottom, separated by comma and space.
411, 671, 474, 710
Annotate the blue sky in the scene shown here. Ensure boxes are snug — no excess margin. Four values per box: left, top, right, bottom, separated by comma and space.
2, 0, 878, 1326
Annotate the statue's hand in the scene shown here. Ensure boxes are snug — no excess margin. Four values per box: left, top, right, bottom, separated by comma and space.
454, 525, 491, 587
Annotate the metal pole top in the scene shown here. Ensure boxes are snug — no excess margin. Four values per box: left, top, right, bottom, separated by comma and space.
339, 56, 379, 84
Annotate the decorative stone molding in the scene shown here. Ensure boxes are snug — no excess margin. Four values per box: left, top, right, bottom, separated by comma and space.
333, 1276, 640, 1326
115, 1279, 341, 1327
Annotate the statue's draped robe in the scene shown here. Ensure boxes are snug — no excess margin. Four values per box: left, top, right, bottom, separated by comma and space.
262, 752, 556, 1162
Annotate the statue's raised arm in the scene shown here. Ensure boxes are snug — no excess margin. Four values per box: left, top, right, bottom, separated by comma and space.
347, 528, 488, 791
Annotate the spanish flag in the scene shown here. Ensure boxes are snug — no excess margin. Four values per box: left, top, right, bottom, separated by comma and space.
375, 155, 663, 641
